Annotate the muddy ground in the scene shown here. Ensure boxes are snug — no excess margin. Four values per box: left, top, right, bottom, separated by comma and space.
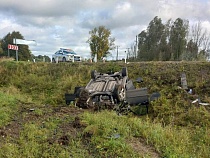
0, 105, 160, 157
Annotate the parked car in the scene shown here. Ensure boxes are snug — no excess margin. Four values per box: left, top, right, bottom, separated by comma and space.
52, 48, 81, 63
65, 67, 160, 114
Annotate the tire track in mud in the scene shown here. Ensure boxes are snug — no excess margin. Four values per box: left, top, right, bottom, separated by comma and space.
0, 104, 161, 157
0, 105, 84, 146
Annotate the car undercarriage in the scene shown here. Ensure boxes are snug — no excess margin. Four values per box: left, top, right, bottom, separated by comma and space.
65, 67, 160, 115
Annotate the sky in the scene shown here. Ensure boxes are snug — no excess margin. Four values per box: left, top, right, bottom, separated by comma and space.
0, 0, 210, 60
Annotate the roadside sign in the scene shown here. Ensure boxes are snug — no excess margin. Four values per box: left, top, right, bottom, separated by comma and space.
8, 44, 18, 50
13, 38, 36, 45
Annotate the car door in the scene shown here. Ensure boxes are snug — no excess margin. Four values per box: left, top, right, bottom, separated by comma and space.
53, 51, 62, 62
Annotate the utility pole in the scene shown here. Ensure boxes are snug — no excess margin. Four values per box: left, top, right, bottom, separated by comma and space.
124, 51, 127, 64
134, 35, 138, 59
126, 48, 130, 59
116, 46, 120, 61
15, 37, 18, 61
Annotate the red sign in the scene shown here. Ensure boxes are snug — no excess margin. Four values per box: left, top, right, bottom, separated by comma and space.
8, 44, 18, 50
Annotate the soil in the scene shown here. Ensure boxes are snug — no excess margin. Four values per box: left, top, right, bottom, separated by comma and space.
0, 105, 84, 145
128, 137, 161, 158
0, 105, 160, 157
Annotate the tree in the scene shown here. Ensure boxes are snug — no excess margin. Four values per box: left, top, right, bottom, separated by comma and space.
184, 39, 198, 60
147, 16, 165, 60
169, 18, 189, 60
137, 16, 166, 61
187, 22, 210, 60
0, 31, 32, 61
87, 26, 115, 60
137, 30, 148, 60
0, 40, 3, 55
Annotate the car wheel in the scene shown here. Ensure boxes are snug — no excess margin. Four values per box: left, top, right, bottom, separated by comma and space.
114, 84, 125, 102
76, 88, 89, 108
122, 67, 128, 77
52, 58, 56, 63
62, 57, 66, 62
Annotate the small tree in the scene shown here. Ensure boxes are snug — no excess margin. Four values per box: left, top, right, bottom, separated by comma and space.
87, 26, 115, 60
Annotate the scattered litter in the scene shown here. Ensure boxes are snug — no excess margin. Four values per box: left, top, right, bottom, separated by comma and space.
106, 133, 121, 139
191, 98, 210, 105
192, 99, 199, 104
180, 72, 210, 106
188, 89, 192, 94
29, 108, 35, 111
199, 102, 210, 106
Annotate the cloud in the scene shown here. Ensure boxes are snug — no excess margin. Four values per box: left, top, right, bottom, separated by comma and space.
0, 0, 210, 59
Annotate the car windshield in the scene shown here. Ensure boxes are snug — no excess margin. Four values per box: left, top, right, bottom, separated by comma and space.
63, 50, 76, 55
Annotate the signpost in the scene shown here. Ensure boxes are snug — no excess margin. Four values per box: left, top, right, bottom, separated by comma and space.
8, 44, 19, 60
12, 38, 36, 61
13, 39, 36, 45
8, 44, 18, 50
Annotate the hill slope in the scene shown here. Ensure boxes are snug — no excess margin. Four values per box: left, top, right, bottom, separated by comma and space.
0, 61, 210, 157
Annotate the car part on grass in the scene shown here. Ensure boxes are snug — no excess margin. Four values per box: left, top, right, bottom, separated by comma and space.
65, 67, 160, 115
180, 73, 210, 106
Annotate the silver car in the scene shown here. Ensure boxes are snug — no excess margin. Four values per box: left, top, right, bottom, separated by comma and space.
52, 48, 81, 63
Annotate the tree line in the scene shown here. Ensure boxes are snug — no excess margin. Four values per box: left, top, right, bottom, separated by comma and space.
135, 16, 210, 61
87, 16, 210, 61
1, 16, 210, 62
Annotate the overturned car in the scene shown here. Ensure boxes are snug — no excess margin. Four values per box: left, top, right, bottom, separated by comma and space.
65, 67, 160, 114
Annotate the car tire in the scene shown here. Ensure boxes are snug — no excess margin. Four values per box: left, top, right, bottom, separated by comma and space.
122, 67, 128, 77
76, 88, 89, 108
113, 84, 125, 102
52, 58, 56, 63
62, 57, 66, 62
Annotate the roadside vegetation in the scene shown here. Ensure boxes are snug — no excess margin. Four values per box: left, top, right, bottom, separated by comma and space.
0, 60, 210, 157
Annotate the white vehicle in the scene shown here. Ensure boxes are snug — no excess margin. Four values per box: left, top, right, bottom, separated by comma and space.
52, 48, 81, 63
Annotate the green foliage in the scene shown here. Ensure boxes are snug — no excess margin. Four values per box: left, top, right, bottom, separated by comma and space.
82, 111, 210, 157
0, 92, 17, 127
32, 55, 51, 62
169, 18, 189, 60
1, 123, 76, 157
87, 26, 115, 60
0, 31, 32, 61
137, 17, 210, 61
0, 115, 91, 158
0, 41, 3, 55
82, 111, 141, 157
0, 61, 210, 157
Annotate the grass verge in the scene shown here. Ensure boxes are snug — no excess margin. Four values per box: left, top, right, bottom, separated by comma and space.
82, 110, 210, 158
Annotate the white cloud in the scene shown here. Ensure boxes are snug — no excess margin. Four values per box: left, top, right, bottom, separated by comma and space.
202, 21, 210, 32
0, 0, 210, 59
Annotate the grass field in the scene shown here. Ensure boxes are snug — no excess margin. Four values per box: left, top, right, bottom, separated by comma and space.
0, 60, 210, 157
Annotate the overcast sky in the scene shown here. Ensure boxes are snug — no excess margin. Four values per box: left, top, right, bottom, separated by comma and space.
0, 0, 210, 59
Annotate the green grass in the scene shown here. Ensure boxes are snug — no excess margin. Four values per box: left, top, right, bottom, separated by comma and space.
82, 110, 210, 157
0, 116, 91, 158
0, 91, 18, 127
0, 61, 210, 157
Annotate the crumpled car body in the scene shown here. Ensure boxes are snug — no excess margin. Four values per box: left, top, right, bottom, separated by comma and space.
65, 67, 160, 114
